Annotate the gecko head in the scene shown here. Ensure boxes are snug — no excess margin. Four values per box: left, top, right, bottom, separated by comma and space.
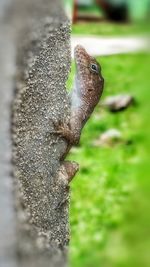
74, 45, 104, 105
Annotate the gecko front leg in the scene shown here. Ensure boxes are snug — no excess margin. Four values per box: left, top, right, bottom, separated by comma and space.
53, 118, 81, 145
54, 121, 73, 143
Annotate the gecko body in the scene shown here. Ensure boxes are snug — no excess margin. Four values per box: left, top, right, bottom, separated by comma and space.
57, 45, 104, 145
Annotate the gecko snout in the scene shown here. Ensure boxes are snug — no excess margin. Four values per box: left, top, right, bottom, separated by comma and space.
74, 45, 88, 59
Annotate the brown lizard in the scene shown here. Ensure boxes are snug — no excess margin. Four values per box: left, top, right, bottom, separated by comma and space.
56, 45, 104, 144
54, 45, 104, 184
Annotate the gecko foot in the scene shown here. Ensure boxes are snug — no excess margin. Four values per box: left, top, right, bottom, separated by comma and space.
52, 120, 76, 144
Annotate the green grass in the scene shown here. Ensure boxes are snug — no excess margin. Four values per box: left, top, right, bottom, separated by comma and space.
67, 52, 149, 267
72, 21, 149, 36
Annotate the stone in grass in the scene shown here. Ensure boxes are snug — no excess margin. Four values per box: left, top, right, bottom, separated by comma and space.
101, 94, 134, 112
93, 128, 122, 147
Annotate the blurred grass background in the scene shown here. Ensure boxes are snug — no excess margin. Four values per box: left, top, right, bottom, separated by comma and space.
66, 18, 149, 267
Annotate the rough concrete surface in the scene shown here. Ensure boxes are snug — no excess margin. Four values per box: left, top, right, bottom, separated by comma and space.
12, 0, 72, 264
0, 0, 72, 266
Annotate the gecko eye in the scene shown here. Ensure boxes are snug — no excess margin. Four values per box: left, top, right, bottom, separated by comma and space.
90, 63, 99, 74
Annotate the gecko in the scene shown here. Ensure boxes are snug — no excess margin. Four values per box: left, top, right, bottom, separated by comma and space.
56, 45, 104, 145
54, 45, 104, 185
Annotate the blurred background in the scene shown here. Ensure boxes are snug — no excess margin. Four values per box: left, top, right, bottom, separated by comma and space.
64, 1, 150, 267
65, 0, 150, 22
0, 0, 149, 266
